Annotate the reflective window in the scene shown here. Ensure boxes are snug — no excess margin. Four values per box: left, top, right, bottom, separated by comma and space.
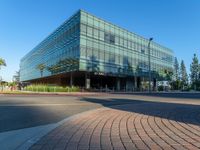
93, 28, 99, 39
99, 31, 104, 40
120, 38, 123, 46
115, 36, 119, 45
94, 19, 99, 27
110, 34, 115, 44
104, 32, 115, 45
141, 49, 145, 54
87, 26, 93, 37
20, 10, 174, 82
81, 24, 87, 33
104, 33, 110, 43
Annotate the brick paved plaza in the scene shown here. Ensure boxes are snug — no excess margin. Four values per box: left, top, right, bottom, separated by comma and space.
29, 95, 200, 150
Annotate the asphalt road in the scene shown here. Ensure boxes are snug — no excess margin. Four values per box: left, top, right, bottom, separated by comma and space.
0, 95, 103, 132
0, 93, 200, 133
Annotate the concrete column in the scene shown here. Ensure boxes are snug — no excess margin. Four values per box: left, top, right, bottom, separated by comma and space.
153, 78, 157, 91
126, 79, 128, 92
70, 72, 73, 87
134, 76, 137, 91
85, 73, 90, 89
142, 77, 145, 91
126, 78, 134, 92
137, 77, 141, 91
117, 78, 120, 91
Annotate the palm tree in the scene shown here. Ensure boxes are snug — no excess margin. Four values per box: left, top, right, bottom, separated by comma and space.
0, 58, 6, 69
0, 58, 6, 91
36, 63, 46, 77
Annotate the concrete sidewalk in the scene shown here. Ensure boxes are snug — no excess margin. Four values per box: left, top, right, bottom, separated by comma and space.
0, 123, 56, 150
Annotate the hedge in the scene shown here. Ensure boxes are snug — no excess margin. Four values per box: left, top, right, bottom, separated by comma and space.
24, 84, 80, 92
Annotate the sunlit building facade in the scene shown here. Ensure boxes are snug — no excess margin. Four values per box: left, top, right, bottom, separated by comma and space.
20, 10, 174, 91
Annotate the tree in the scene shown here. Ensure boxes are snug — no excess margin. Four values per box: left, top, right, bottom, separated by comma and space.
170, 57, 181, 90
173, 57, 180, 81
180, 60, 188, 89
190, 54, 199, 90
36, 63, 46, 77
165, 69, 173, 81
0, 58, 6, 91
0, 58, 6, 69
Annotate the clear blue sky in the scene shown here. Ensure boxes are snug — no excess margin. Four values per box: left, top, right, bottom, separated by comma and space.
0, 0, 200, 81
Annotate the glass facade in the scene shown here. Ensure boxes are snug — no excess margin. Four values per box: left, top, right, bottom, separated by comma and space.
20, 11, 80, 81
20, 10, 174, 85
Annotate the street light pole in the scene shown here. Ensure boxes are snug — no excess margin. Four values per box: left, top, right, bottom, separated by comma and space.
148, 38, 153, 93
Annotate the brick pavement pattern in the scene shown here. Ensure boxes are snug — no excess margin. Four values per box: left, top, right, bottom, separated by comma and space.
30, 102, 200, 150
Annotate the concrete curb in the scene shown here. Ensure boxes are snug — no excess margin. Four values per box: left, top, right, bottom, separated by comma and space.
0, 92, 109, 97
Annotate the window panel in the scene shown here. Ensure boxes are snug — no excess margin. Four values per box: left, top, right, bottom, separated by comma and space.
124, 40, 128, 48
104, 32, 115, 45
87, 48, 93, 58
110, 34, 115, 44
120, 38, 123, 46
104, 33, 110, 43
99, 21, 104, 29
80, 24, 87, 33
93, 41, 98, 49
94, 19, 99, 27
105, 23, 110, 31
99, 51, 104, 61
115, 36, 119, 45
93, 49, 99, 59
99, 31, 104, 40
109, 54, 115, 63
80, 38, 86, 46
80, 46, 86, 57
93, 28, 99, 39
99, 43, 104, 50
115, 54, 120, 64
128, 41, 131, 49
87, 26, 93, 37
105, 52, 109, 62
87, 16, 93, 25
87, 40, 93, 47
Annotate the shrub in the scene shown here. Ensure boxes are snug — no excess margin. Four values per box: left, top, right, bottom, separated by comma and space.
24, 84, 80, 92
158, 85, 164, 91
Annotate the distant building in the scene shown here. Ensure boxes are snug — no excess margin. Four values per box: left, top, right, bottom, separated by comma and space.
20, 10, 174, 91
12, 71, 20, 83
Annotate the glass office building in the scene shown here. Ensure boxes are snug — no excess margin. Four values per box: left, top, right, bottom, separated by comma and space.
20, 10, 174, 91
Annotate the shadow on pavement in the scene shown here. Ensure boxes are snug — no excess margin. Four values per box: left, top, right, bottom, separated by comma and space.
80, 97, 200, 126
112, 92, 200, 99
0, 104, 100, 133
